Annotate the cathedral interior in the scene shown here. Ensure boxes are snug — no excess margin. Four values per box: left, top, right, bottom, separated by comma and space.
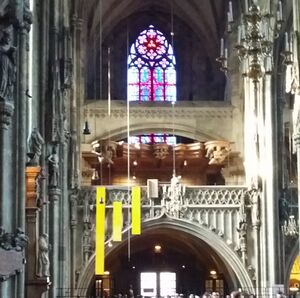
1, 0, 300, 297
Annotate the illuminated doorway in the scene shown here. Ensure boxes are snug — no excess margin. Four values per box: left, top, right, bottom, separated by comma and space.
140, 272, 176, 297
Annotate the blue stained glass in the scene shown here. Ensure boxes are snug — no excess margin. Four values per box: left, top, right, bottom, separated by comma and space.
141, 67, 150, 82
155, 86, 163, 101
155, 67, 163, 83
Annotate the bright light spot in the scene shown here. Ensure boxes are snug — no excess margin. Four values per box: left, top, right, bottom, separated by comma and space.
118, 141, 124, 145
210, 270, 217, 275
154, 245, 162, 253
133, 160, 138, 166
132, 176, 136, 180
183, 160, 187, 166
108, 242, 113, 248
182, 265, 185, 269
289, 287, 299, 292
104, 271, 110, 275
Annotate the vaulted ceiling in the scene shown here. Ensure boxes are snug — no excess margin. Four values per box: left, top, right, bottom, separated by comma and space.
79, 0, 229, 59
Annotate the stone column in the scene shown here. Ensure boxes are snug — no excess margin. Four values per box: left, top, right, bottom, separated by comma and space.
25, 166, 50, 297
0, 102, 14, 298
0, 102, 14, 226
263, 73, 279, 287
250, 189, 261, 295
48, 187, 61, 298
70, 190, 78, 296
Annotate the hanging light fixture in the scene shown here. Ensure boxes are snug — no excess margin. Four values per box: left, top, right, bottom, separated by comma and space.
83, 120, 91, 135
282, 215, 298, 237
217, 0, 284, 82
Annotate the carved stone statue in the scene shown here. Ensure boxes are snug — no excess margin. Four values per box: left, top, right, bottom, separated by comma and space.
0, 25, 16, 103
14, 228, 29, 251
27, 128, 44, 166
48, 146, 59, 187
163, 175, 186, 217
37, 233, 50, 277
251, 189, 261, 226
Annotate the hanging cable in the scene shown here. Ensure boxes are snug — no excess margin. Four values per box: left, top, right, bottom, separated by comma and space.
99, 0, 103, 100
108, 47, 111, 117
126, 24, 131, 261
170, 0, 176, 177
172, 102, 176, 176
108, 46, 112, 184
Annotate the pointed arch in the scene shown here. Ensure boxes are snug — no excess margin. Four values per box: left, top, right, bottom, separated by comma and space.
128, 25, 176, 102
76, 218, 254, 296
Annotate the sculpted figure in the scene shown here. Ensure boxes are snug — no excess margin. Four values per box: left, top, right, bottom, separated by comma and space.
27, 128, 44, 165
37, 233, 50, 277
0, 25, 16, 103
48, 146, 59, 187
251, 190, 261, 226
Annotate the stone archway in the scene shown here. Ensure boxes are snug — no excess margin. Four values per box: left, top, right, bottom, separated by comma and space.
77, 218, 254, 297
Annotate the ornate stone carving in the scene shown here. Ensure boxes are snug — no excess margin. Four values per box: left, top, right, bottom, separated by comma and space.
0, 25, 16, 104
162, 175, 187, 218
84, 105, 233, 120
22, 0, 33, 32
0, 227, 28, 280
0, 227, 28, 251
70, 188, 79, 226
205, 140, 231, 165
235, 220, 248, 264
60, 27, 73, 89
82, 223, 91, 265
0, 100, 14, 129
153, 143, 169, 160
27, 128, 44, 166
37, 234, 50, 277
92, 140, 117, 164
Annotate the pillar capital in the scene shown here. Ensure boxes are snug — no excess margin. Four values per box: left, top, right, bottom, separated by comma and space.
26, 166, 41, 209
48, 187, 62, 202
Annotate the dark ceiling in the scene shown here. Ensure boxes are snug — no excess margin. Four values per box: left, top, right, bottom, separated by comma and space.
80, 0, 228, 59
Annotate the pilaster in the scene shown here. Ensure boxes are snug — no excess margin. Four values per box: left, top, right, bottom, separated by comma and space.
25, 166, 50, 297
48, 186, 61, 298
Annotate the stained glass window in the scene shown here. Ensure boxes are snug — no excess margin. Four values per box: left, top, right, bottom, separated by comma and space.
129, 134, 176, 145
128, 25, 176, 102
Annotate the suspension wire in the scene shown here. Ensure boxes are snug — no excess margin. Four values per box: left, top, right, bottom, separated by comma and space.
108, 46, 111, 184
99, 0, 102, 183
170, 0, 176, 176
171, 0, 174, 48
108, 47, 111, 117
172, 102, 176, 176
99, 0, 103, 101
126, 24, 131, 261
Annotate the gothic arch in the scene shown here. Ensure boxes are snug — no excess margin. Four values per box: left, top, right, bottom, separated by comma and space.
76, 218, 254, 296
94, 122, 227, 142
